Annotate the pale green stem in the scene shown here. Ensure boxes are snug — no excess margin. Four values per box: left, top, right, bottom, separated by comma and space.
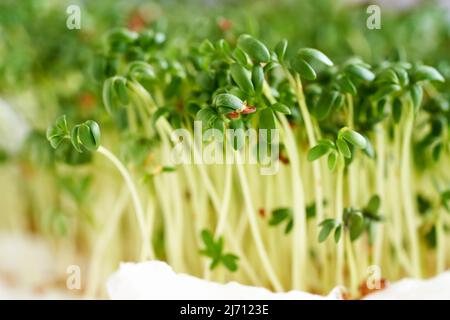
400, 101, 421, 278
293, 74, 327, 287
85, 186, 129, 298
373, 123, 385, 266
215, 164, 233, 238
264, 79, 308, 291
97, 145, 153, 261
236, 151, 284, 292
205, 164, 233, 281
437, 209, 446, 274
345, 233, 359, 296
335, 156, 345, 285
159, 118, 263, 286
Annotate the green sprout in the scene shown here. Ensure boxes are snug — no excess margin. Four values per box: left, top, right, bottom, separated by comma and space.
200, 230, 239, 272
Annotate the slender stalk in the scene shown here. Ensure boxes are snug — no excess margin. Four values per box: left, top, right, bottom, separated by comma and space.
335, 156, 345, 285
373, 123, 385, 266
436, 209, 446, 274
264, 80, 309, 290
236, 151, 284, 292
400, 100, 421, 278
345, 234, 359, 296
346, 94, 357, 205
387, 142, 412, 273
215, 164, 233, 238
85, 186, 129, 298
97, 145, 153, 260
295, 74, 327, 286
159, 118, 263, 286
293, 75, 326, 231
205, 164, 233, 280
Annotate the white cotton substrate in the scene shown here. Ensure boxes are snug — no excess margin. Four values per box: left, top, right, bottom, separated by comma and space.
107, 261, 343, 300
0, 98, 29, 154
108, 261, 450, 300
363, 271, 450, 300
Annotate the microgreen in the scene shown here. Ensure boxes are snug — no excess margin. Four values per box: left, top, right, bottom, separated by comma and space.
31, 2, 450, 297
200, 230, 239, 272
7, 0, 450, 299
237, 34, 270, 64
268, 208, 294, 234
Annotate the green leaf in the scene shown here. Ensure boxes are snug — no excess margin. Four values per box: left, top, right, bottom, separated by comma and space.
297, 48, 333, 66
199, 39, 215, 54
264, 61, 278, 73
237, 34, 270, 63
216, 39, 232, 58
196, 107, 218, 128
210, 257, 221, 270
377, 68, 400, 85
349, 211, 365, 241
284, 218, 294, 234
201, 230, 215, 251
232, 48, 249, 66
306, 202, 317, 219
259, 108, 276, 143
70, 126, 83, 153
341, 129, 367, 149
395, 67, 409, 87
336, 138, 351, 158
46, 115, 69, 149
362, 137, 375, 159
318, 219, 337, 243
274, 39, 288, 63
414, 65, 445, 82
410, 84, 423, 112
425, 225, 437, 249
432, 143, 442, 162
107, 28, 138, 44
215, 237, 224, 254
230, 63, 254, 94
213, 118, 225, 133
89, 122, 102, 148
271, 102, 291, 115
291, 57, 316, 80
392, 97, 402, 124
214, 93, 244, 112
228, 119, 245, 150
373, 84, 402, 101
314, 91, 339, 120
269, 208, 290, 225
221, 254, 239, 272
327, 151, 337, 171
367, 195, 381, 214
307, 144, 329, 161
345, 64, 375, 81
102, 77, 116, 114
441, 190, 450, 213
252, 65, 264, 95
338, 75, 357, 95
162, 166, 176, 173
72, 121, 101, 152
152, 107, 171, 128
318, 139, 335, 149
334, 224, 342, 243
113, 77, 129, 105
127, 61, 156, 82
